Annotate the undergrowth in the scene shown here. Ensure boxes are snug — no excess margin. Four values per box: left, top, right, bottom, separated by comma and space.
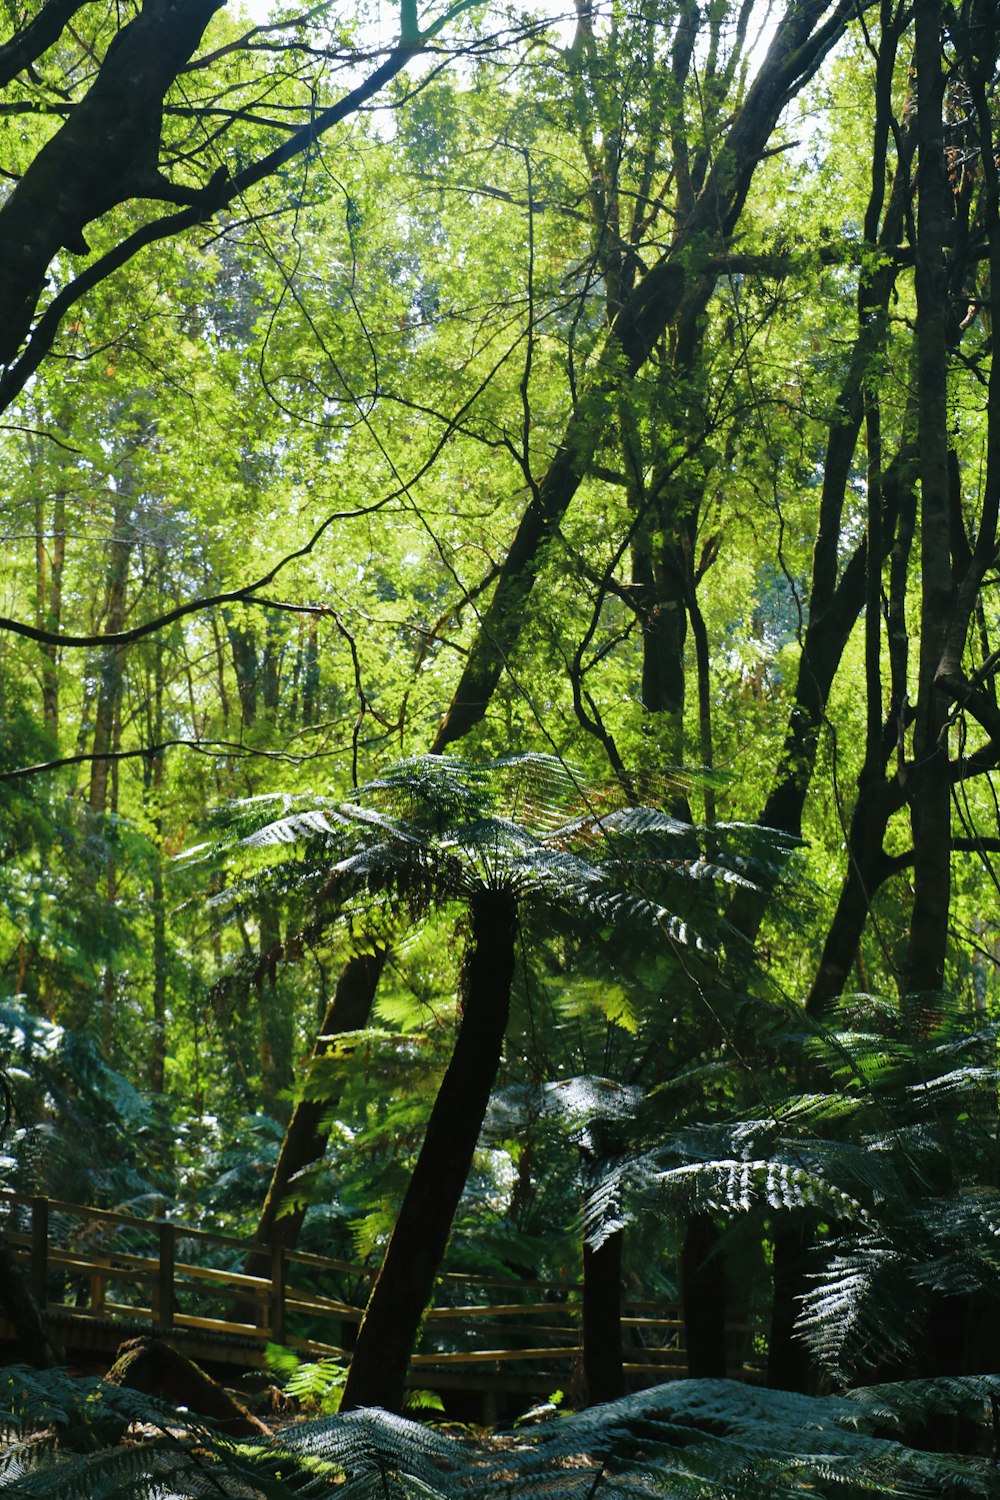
3, 1366, 1000, 1498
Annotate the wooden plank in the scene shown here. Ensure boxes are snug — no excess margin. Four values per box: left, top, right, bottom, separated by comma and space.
411, 1348, 579, 1366
101, 1301, 153, 1321
45, 1248, 273, 1300
48, 1250, 151, 1279
284, 1295, 363, 1323
426, 1324, 579, 1341
89, 1269, 105, 1315
172, 1313, 268, 1338
620, 1317, 684, 1330
413, 1346, 690, 1368
425, 1302, 579, 1320
39, 1302, 151, 1325
283, 1247, 377, 1279
169, 1262, 270, 1293
1, 1193, 243, 1252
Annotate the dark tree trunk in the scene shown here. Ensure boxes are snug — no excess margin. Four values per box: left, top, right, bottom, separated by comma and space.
0, 0, 226, 366
766, 1222, 813, 1392
805, 779, 905, 1015
144, 648, 168, 1095
34, 489, 64, 736
262, 611, 282, 719
0, 1234, 60, 1367
904, 0, 953, 996
681, 1213, 727, 1378
302, 616, 320, 726
582, 1230, 625, 1405
249, 948, 386, 1262
340, 888, 517, 1414
149, 850, 168, 1094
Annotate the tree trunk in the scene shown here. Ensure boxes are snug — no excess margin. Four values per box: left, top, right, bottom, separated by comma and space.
34, 490, 64, 736
145, 646, 168, 1094
904, 0, 953, 996
766, 1222, 813, 1392
0, 0, 226, 366
582, 1230, 624, 1405
340, 888, 517, 1413
805, 779, 905, 1015
249, 947, 387, 1260
680, 1213, 727, 1378
0, 1233, 60, 1367
226, 617, 258, 727
88, 500, 133, 814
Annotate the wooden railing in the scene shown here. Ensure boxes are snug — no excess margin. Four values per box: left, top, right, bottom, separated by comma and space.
0, 1191, 758, 1389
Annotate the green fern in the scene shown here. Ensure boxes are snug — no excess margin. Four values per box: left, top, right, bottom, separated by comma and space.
187, 754, 791, 970
5, 1369, 1000, 1499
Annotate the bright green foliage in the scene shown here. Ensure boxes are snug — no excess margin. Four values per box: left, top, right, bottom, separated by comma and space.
2, 0, 1000, 1467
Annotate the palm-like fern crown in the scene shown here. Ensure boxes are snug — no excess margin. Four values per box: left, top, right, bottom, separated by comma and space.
189, 752, 793, 958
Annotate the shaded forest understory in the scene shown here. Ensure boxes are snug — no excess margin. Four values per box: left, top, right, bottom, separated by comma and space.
4, 0, 1000, 1489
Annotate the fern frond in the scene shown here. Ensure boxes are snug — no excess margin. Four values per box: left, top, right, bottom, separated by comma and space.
279, 1407, 465, 1497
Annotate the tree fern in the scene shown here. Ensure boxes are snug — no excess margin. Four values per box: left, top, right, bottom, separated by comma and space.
186, 754, 792, 1414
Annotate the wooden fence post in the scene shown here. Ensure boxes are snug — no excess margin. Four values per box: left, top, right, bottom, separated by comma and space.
153, 1222, 175, 1332
30, 1196, 48, 1308
269, 1243, 286, 1345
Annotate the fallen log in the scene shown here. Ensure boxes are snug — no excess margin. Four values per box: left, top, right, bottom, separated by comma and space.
105, 1336, 271, 1437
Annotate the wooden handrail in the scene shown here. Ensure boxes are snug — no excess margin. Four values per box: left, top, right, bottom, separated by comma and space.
0, 1190, 761, 1385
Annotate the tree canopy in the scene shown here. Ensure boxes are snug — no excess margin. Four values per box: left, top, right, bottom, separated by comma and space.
4, 0, 1000, 1482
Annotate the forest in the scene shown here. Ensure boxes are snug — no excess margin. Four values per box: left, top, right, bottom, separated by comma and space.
3, 0, 1000, 1490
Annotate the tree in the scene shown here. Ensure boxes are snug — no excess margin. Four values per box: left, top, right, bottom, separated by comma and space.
199, 754, 774, 1410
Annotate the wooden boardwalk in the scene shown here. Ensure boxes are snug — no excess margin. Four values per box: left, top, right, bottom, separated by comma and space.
0, 1191, 758, 1408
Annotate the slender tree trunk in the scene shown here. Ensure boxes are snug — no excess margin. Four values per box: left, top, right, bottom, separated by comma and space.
34, 490, 64, 736
144, 642, 168, 1094
805, 779, 906, 1015
766, 1222, 813, 1391
680, 1214, 727, 1378
149, 849, 168, 1093
88, 501, 133, 814
226, 620, 259, 727
905, 0, 952, 996
303, 616, 319, 726
262, 611, 281, 719
582, 1230, 624, 1405
689, 585, 716, 825
249, 948, 387, 1259
101, 739, 121, 1058
341, 888, 517, 1414
0, 1234, 60, 1367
